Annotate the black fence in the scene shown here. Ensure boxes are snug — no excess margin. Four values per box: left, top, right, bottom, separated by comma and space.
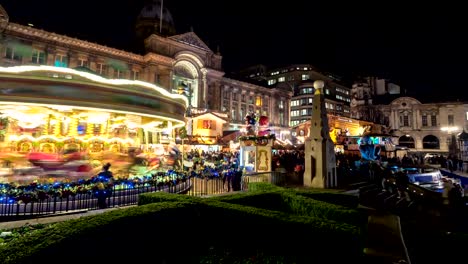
0, 180, 191, 221
0, 171, 282, 221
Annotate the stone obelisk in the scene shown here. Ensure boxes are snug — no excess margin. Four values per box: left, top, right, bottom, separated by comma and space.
303, 80, 337, 188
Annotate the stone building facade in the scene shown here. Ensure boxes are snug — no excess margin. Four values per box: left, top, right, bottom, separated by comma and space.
377, 97, 468, 154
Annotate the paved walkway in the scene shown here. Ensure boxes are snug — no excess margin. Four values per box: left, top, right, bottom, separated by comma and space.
0, 206, 130, 230
362, 208, 411, 264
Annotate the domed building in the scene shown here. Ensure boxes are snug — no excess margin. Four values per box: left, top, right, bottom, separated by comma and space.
135, 0, 176, 40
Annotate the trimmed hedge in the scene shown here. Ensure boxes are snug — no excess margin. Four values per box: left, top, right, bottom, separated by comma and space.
280, 192, 366, 226
246, 182, 281, 192
248, 182, 359, 208
0, 201, 206, 264
293, 190, 359, 208
204, 191, 290, 212
201, 199, 363, 262
138, 190, 202, 205
209, 190, 365, 227
0, 198, 364, 264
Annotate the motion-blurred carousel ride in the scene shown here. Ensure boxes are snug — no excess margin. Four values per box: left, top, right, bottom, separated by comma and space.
0, 65, 187, 184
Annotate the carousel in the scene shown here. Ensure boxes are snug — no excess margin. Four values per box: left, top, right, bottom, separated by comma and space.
0, 65, 187, 183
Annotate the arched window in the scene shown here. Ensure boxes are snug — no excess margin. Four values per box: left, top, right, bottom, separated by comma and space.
423, 135, 440, 149
398, 135, 415, 148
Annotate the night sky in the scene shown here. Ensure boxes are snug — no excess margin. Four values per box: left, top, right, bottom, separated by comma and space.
2, 0, 467, 100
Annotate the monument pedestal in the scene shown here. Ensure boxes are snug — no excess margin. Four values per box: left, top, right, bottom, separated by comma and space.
304, 137, 337, 188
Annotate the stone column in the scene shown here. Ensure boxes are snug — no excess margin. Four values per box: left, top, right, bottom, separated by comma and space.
201, 68, 208, 108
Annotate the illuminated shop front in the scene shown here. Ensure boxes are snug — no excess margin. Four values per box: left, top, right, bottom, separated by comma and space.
0, 66, 187, 180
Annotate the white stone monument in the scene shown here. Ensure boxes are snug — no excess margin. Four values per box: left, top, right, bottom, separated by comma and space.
304, 80, 338, 188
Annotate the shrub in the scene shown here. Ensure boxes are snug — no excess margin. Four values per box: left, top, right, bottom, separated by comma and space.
138, 191, 201, 205
209, 190, 365, 227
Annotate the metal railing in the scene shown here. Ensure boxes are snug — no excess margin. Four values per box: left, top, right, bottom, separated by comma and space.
0, 180, 191, 221
0, 171, 283, 221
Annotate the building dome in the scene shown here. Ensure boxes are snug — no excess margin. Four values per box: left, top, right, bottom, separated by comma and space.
135, 0, 176, 39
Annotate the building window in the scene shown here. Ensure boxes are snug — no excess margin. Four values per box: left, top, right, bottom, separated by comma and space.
399, 115, 410, 127
422, 115, 428, 127
240, 105, 246, 120
300, 87, 313, 94
4, 46, 22, 61
154, 73, 160, 84
278, 77, 285, 82
431, 115, 437, 126
325, 89, 330, 95
248, 96, 254, 104
268, 79, 276, 85
223, 99, 229, 110
448, 114, 454, 126
113, 69, 126, 79
279, 112, 285, 126
97, 63, 108, 76
223, 91, 229, 99
404, 116, 409, 127
78, 59, 89, 68
31, 49, 45, 64
279, 100, 284, 109
54, 54, 68, 67
231, 107, 237, 121
301, 74, 309, 80
255, 96, 262, 106
131, 70, 140, 80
